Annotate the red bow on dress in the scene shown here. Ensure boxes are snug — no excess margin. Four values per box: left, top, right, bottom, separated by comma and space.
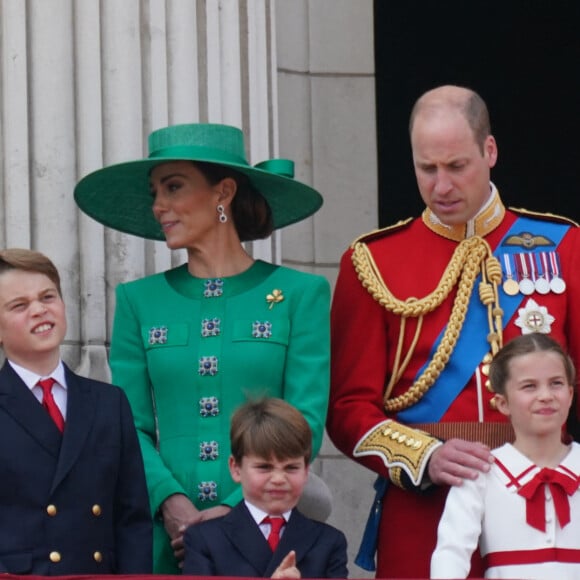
517, 467, 579, 532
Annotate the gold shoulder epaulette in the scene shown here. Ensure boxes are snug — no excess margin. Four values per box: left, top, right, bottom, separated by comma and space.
350, 217, 414, 249
509, 207, 579, 227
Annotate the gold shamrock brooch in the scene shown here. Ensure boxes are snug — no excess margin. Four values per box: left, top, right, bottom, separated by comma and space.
266, 289, 284, 309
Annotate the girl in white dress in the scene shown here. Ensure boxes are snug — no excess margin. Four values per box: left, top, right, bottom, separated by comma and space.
431, 333, 580, 579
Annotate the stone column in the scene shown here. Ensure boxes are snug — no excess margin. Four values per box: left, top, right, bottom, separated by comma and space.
0, 0, 280, 378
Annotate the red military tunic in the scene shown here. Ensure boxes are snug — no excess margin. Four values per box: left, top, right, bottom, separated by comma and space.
327, 188, 580, 578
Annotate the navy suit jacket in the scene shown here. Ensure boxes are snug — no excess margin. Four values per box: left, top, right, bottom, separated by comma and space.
0, 361, 152, 575
183, 502, 348, 578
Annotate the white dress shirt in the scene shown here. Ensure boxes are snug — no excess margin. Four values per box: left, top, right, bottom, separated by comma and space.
9, 359, 68, 419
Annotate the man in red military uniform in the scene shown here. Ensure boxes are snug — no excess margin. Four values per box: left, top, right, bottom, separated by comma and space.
327, 85, 580, 578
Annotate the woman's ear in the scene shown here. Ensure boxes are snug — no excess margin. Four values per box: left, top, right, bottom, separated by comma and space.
217, 177, 237, 206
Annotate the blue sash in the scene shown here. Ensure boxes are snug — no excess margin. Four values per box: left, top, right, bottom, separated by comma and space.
398, 216, 570, 423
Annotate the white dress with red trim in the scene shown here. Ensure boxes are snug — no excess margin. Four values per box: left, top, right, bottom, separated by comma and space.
431, 442, 580, 579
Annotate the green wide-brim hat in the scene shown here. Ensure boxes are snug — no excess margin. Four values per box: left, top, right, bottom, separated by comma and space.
74, 123, 323, 241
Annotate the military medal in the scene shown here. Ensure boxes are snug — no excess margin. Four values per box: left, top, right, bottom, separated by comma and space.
519, 278, 535, 295
517, 254, 535, 295
502, 254, 519, 296
551, 277, 566, 294
533, 252, 550, 294
535, 276, 550, 294
504, 278, 520, 296
532, 253, 550, 295
549, 251, 566, 294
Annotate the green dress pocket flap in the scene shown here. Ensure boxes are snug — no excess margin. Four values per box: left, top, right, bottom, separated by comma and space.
232, 319, 290, 346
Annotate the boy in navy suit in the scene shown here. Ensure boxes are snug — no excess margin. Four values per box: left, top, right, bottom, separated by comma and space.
183, 397, 348, 578
0, 249, 152, 575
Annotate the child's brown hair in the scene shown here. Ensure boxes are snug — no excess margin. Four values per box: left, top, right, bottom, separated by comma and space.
489, 333, 576, 396
230, 397, 312, 465
0, 249, 62, 296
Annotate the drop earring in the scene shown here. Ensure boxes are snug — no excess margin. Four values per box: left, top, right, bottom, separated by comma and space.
217, 204, 228, 223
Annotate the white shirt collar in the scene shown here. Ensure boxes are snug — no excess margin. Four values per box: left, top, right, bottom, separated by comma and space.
8, 359, 67, 392
244, 499, 292, 525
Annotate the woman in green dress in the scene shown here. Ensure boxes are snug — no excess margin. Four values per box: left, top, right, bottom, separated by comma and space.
74, 124, 330, 574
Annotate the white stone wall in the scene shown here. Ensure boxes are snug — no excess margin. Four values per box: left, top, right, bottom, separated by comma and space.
275, 1, 377, 576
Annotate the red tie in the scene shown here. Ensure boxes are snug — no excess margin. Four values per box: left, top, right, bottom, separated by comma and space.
38, 378, 65, 432
518, 467, 579, 531
263, 516, 285, 551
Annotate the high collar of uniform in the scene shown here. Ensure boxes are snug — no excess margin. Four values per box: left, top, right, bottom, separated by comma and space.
421, 183, 505, 241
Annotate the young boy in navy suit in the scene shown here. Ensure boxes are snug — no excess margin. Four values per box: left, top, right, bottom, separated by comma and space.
0, 249, 152, 575
183, 397, 348, 578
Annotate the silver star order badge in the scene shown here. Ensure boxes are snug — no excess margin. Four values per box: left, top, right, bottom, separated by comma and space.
515, 298, 555, 334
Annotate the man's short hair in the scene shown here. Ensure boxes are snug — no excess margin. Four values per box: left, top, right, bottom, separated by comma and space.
409, 85, 491, 152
